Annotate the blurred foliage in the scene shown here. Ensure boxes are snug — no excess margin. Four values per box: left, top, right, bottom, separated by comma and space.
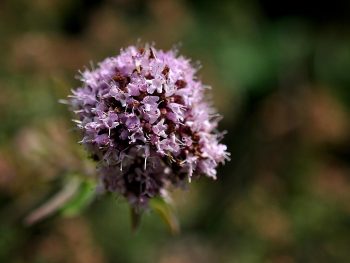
1, 0, 350, 262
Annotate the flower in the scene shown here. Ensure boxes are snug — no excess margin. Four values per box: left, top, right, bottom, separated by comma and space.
68, 45, 229, 208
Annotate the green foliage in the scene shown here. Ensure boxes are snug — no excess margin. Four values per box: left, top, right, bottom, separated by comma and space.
149, 198, 180, 235
60, 179, 96, 217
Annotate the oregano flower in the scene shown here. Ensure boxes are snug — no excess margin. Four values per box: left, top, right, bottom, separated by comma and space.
68, 45, 229, 209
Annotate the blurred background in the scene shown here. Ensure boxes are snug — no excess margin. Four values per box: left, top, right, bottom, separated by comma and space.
1, 0, 350, 262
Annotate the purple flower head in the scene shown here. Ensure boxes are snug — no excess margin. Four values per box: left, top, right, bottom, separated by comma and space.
68, 45, 229, 208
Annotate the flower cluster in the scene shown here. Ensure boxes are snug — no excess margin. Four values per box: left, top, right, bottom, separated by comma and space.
69, 45, 229, 208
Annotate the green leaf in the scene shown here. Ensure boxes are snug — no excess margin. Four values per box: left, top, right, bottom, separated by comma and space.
130, 207, 143, 233
59, 179, 95, 217
149, 197, 180, 235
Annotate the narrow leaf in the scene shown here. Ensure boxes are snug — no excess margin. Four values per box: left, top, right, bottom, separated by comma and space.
150, 197, 180, 235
